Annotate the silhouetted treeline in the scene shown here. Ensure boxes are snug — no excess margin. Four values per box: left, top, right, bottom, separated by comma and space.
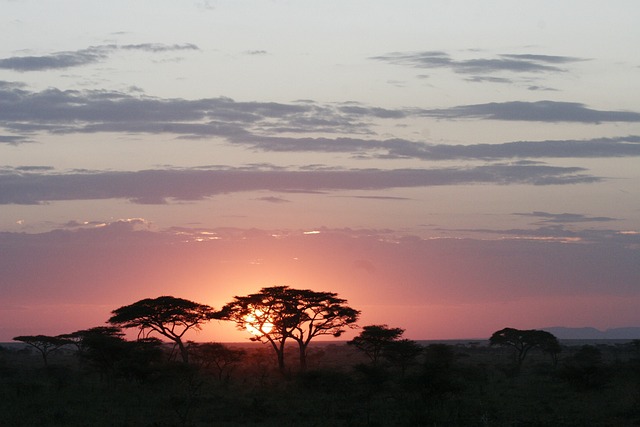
4, 293, 640, 425
2, 337, 640, 426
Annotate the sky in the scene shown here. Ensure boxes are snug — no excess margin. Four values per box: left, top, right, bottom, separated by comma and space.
1, 0, 639, 342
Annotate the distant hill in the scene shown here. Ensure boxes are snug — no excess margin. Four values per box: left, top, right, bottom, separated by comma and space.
543, 326, 640, 340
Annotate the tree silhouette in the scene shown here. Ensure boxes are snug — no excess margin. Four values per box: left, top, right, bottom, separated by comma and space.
539, 332, 563, 366
384, 338, 423, 375
560, 345, 607, 390
216, 286, 293, 373
65, 326, 163, 380
489, 327, 560, 370
12, 334, 69, 367
411, 343, 466, 403
67, 326, 129, 377
288, 288, 360, 370
60, 326, 124, 353
108, 296, 216, 363
347, 324, 405, 366
189, 342, 246, 382
217, 286, 359, 373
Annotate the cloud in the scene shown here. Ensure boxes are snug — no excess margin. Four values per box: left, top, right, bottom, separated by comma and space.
0, 43, 199, 71
527, 85, 559, 92
418, 101, 640, 123
2, 81, 639, 168
371, 51, 592, 90
346, 195, 411, 201
120, 43, 198, 53
2, 82, 640, 151
371, 51, 586, 74
450, 224, 640, 249
235, 135, 640, 160
0, 82, 350, 137
0, 224, 637, 312
255, 196, 290, 203
0, 164, 599, 205
0, 47, 108, 71
465, 76, 515, 84
13, 165, 55, 172
0, 134, 31, 144
514, 211, 618, 224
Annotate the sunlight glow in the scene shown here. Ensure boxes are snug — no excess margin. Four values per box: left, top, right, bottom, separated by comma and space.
244, 309, 273, 336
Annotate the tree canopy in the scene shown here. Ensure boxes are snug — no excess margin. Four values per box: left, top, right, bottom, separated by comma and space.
217, 286, 360, 372
489, 327, 561, 369
347, 324, 406, 366
13, 334, 69, 367
108, 296, 216, 363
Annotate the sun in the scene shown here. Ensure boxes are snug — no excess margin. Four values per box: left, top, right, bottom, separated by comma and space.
244, 309, 273, 336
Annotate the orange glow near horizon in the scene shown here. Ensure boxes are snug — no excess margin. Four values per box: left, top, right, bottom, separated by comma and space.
2, 227, 639, 344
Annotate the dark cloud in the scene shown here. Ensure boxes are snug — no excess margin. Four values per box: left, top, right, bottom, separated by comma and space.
0, 164, 598, 205
527, 85, 559, 92
2, 82, 639, 165
399, 135, 640, 160
346, 195, 411, 200
236, 135, 640, 160
371, 51, 585, 74
419, 101, 640, 123
0, 48, 107, 71
0, 83, 359, 138
464, 76, 515, 84
338, 104, 407, 119
120, 43, 198, 53
255, 196, 290, 203
2, 83, 640, 150
514, 211, 618, 223
0, 134, 30, 144
0, 44, 199, 71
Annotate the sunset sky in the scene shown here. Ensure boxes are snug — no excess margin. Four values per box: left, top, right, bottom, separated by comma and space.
1, 1, 639, 342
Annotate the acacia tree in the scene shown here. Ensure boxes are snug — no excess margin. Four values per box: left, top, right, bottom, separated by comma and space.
347, 324, 405, 366
288, 288, 360, 370
217, 286, 359, 373
216, 286, 294, 373
108, 296, 216, 363
13, 335, 69, 367
489, 327, 560, 370
60, 326, 125, 353
188, 342, 246, 382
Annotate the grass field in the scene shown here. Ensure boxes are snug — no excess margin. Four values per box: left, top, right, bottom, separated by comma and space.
1, 340, 639, 426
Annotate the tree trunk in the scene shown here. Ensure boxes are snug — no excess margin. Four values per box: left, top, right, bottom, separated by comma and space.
277, 350, 286, 374
266, 338, 287, 375
298, 343, 307, 371
177, 339, 189, 363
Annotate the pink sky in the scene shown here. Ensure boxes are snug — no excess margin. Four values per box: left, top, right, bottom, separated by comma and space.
2, 222, 638, 342
1, 1, 639, 343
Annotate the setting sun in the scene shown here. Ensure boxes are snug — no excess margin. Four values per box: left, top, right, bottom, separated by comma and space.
1, 0, 639, 398
244, 309, 273, 336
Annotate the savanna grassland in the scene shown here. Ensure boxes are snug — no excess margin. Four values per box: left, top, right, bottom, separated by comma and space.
1, 339, 640, 426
